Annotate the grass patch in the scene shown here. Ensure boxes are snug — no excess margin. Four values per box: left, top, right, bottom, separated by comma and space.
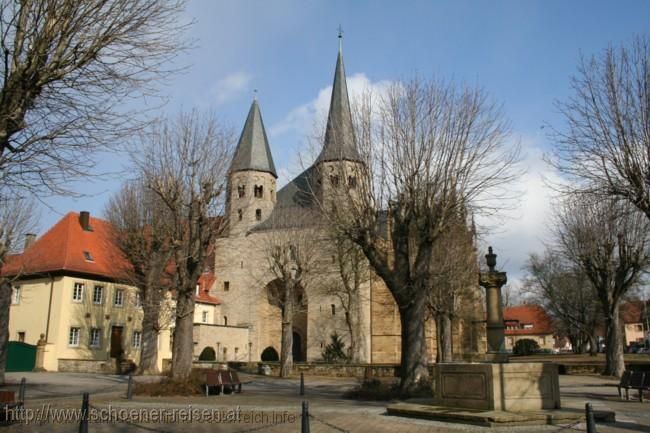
344, 378, 433, 401
134, 369, 209, 397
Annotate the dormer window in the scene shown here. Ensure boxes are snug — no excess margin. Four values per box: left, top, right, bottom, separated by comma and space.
330, 175, 340, 187
195, 284, 200, 296
237, 185, 246, 198
83, 251, 94, 262
254, 185, 263, 198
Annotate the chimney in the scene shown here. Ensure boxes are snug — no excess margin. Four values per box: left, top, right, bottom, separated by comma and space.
79, 211, 92, 231
24, 233, 36, 251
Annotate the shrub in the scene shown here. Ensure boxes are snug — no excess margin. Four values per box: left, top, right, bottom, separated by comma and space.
513, 338, 540, 356
322, 333, 348, 363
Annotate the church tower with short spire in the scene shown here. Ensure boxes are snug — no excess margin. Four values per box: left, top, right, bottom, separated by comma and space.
227, 99, 277, 235
315, 33, 365, 210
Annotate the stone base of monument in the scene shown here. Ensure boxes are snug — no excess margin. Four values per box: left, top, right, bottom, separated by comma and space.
386, 362, 615, 427
386, 403, 615, 427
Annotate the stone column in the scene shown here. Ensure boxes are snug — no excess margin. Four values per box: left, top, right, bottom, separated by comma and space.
479, 247, 508, 362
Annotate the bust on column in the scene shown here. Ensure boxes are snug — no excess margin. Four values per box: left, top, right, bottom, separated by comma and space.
479, 247, 508, 362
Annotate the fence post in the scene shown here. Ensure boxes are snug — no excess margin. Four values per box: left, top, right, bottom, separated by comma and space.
126, 374, 133, 400
300, 372, 304, 396
18, 377, 26, 403
585, 402, 597, 433
301, 400, 310, 433
78, 392, 89, 433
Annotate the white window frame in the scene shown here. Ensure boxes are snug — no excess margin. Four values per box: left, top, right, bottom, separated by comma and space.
92, 286, 104, 305
11, 286, 21, 305
202, 311, 208, 323
135, 291, 142, 308
114, 288, 124, 307
132, 331, 142, 348
89, 328, 101, 348
72, 283, 84, 303
69, 327, 80, 347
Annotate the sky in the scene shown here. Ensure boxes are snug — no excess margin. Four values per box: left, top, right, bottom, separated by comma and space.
38, 0, 650, 290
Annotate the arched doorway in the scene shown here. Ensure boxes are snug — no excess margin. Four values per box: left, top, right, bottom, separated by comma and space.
261, 346, 279, 362
292, 331, 304, 362
198, 346, 216, 361
263, 278, 309, 362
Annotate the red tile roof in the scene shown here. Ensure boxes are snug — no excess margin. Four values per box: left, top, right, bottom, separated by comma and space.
503, 304, 553, 336
620, 300, 649, 324
195, 272, 221, 305
1, 212, 131, 281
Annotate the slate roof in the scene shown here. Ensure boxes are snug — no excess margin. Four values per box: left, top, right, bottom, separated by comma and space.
1, 212, 131, 281
503, 304, 554, 336
315, 46, 361, 164
230, 100, 277, 177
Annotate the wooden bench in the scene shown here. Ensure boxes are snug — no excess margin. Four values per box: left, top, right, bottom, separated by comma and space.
204, 370, 242, 396
622, 371, 645, 401
0, 391, 23, 423
617, 370, 632, 399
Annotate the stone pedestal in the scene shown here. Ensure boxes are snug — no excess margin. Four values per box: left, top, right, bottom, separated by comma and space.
432, 362, 561, 412
34, 334, 47, 372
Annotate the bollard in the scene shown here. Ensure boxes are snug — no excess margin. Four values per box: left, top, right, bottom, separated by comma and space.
18, 377, 26, 403
585, 402, 597, 433
126, 373, 133, 400
301, 400, 310, 433
79, 392, 89, 433
300, 372, 304, 396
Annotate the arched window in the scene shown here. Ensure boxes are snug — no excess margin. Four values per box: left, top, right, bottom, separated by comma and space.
348, 176, 357, 188
237, 209, 243, 221
255, 209, 262, 221
254, 185, 263, 198
237, 185, 246, 198
261, 346, 279, 362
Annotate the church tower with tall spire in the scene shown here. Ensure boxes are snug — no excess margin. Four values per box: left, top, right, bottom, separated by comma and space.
315, 32, 365, 210
227, 99, 277, 235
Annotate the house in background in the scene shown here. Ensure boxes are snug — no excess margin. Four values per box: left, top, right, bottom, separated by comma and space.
621, 300, 650, 347
503, 304, 555, 351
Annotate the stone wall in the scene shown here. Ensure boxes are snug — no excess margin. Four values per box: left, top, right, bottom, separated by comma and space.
58, 358, 115, 374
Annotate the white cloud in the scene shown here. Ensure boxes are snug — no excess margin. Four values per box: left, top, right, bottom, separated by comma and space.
210, 72, 252, 105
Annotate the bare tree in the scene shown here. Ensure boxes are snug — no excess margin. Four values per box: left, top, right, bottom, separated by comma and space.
0, 0, 190, 196
104, 180, 174, 374
135, 110, 233, 379
260, 213, 322, 377
427, 209, 478, 363
0, 195, 38, 384
551, 36, 650, 219
554, 196, 650, 376
524, 250, 602, 355
322, 231, 370, 363
325, 79, 520, 394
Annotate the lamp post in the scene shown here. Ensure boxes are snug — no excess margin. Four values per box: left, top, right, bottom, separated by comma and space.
479, 246, 508, 362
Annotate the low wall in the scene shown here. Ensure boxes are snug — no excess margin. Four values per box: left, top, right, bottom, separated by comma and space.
58, 358, 115, 374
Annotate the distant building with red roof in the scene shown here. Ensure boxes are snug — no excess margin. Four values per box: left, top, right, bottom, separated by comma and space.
620, 300, 650, 346
503, 304, 555, 350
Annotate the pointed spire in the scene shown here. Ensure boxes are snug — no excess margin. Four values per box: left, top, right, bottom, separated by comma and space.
230, 99, 277, 177
316, 33, 361, 164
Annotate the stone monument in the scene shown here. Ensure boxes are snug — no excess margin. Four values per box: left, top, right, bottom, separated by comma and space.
431, 247, 561, 412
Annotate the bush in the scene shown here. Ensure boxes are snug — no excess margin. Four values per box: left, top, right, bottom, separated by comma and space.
322, 333, 348, 363
134, 369, 208, 396
513, 338, 541, 356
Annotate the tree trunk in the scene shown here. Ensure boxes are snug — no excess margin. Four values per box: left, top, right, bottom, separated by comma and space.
280, 297, 294, 378
399, 294, 429, 395
438, 313, 453, 363
604, 306, 625, 377
588, 334, 598, 356
138, 299, 160, 374
0, 280, 11, 385
171, 292, 194, 380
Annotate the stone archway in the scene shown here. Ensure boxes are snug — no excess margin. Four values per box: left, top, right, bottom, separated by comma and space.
264, 278, 308, 362
198, 346, 216, 361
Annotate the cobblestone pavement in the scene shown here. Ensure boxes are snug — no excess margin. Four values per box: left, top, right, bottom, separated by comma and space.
2, 373, 649, 432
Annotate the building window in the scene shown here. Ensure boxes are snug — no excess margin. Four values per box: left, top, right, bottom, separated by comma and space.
114, 288, 124, 307
202, 311, 209, 323
195, 284, 200, 296
135, 292, 142, 308
237, 185, 246, 198
92, 286, 104, 304
237, 209, 243, 221
330, 175, 340, 187
72, 283, 84, 302
17, 332, 25, 343
69, 327, 80, 346
89, 328, 101, 348
224, 316, 228, 326
254, 185, 263, 198
83, 251, 94, 262
331, 304, 336, 315
133, 331, 142, 348
224, 281, 230, 291
522, 323, 533, 329
348, 176, 357, 188
11, 286, 21, 305
255, 209, 262, 221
